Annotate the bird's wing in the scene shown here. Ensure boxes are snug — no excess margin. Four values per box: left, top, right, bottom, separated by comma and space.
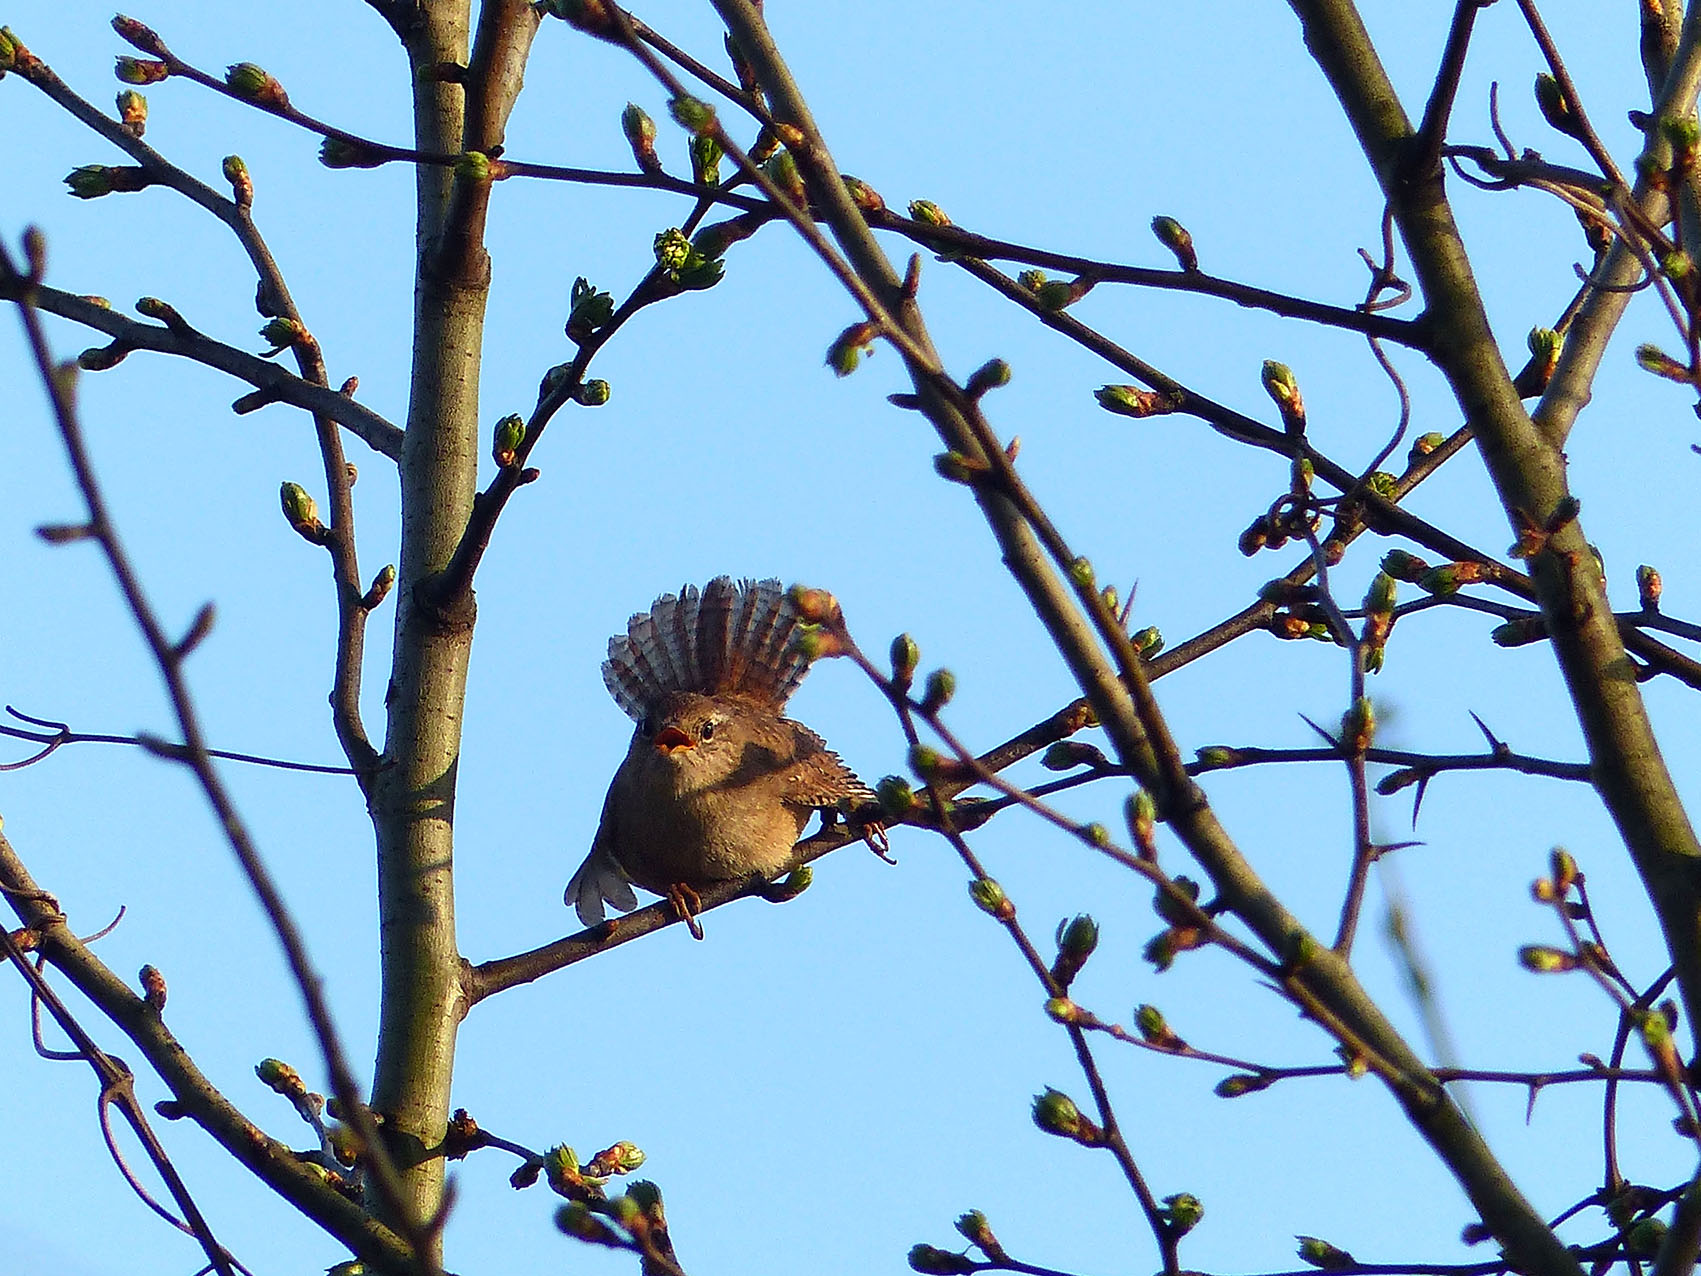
781, 720, 876, 811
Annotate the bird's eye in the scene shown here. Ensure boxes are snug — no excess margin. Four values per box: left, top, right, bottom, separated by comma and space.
639, 716, 656, 738
700, 718, 717, 741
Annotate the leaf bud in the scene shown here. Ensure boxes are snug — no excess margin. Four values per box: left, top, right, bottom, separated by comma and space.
1160, 1192, 1203, 1235
1550, 848, 1579, 893
1214, 1072, 1274, 1098
1297, 1236, 1356, 1270
567, 276, 615, 341
64, 164, 150, 199
139, 963, 167, 1011
1380, 549, 1429, 582
968, 876, 1014, 921
1132, 625, 1163, 657
1153, 875, 1201, 927
116, 89, 148, 137
225, 62, 289, 109
1407, 431, 1446, 464
827, 320, 879, 377
1533, 73, 1584, 141
1364, 572, 1398, 615
621, 102, 661, 173
256, 1057, 306, 1098
115, 56, 170, 85
908, 199, 951, 228
1051, 914, 1099, 987
492, 414, 526, 468
690, 132, 723, 187
921, 668, 956, 714
1043, 995, 1085, 1024
1341, 697, 1374, 755
1150, 215, 1197, 271
910, 744, 943, 778
319, 136, 386, 169
1134, 1003, 1179, 1047
1628, 1217, 1670, 1258
667, 93, 716, 134
890, 633, 920, 687
965, 357, 1012, 398
1041, 741, 1106, 771
221, 154, 253, 208
1193, 746, 1240, 771
1518, 944, 1577, 973
876, 775, 915, 821
555, 1203, 620, 1246
1260, 360, 1305, 433
955, 1211, 1004, 1259
1491, 617, 1546, 647
1637, 564, 1662, 610
279, 481, 326, 543
1095, 383, 1179, 418
1068, 556, 1094, 588
259, 317, 311, 356
906, 1244, 976, 1274
762, 149, 807, 205
840, 174, 886, 213
1125, 789, 1157, 858
1030, 1086, 1101, 1144
1636, 343, 1692, 382
573, 379, 611, 406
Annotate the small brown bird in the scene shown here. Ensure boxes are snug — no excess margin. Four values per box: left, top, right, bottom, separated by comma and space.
565, 577, 875, 936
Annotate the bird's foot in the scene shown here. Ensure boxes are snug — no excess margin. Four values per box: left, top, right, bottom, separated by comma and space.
667, 882, 705, 940
859, 818, 894, 864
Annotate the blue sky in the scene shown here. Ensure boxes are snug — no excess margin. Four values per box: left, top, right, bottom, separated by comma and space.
4, 2, 1699, 1273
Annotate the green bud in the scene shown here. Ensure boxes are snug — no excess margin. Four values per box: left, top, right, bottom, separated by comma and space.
1126, 789, 1157, 857
1041, 741, 1105, 771
1297, 1236, 1356, 1270
225, 62, 288, 109
1628, 1217, 1669, 1258
566, 277, 615, 341
654, 228, 692, 273
492, 413, 526, 467
1031, 1087, 1086, 1140
259, 317, 309, 354
1518, 944, 1577, 973
1534, 73, 1583, 141
841, 174, 885, 214
1084, 823, 1110, 847
255, 1057, 305, 1097
319, 137, 386, 169
115, 56, 171, 85
573, 380, 611, 406
1194, 746, 1239, 770
1068, 556, 1094, 588
890, 633, 920, 686
621, 102, 660, 173
921, 668, 956, 714
1526, 326, 1563, 365
0, 26, 20, 75
625, 1179, 663, 1210
908, 199, 951, 227
1160, 1192, 1203, 1235
279, 482, 322, 538
933, 451, 976, 483
690, 132, 723, 187
906, 1244, 975, 1275
116, 89, 148, 136
668, 93, 717, 134
1341, 697, 1374, 754
1134, 1003, 1172, 1044
64, 164, 150, 200
1491, 617, 1545, 647
954, 1211, 1002, 1258
1550, 848, 1579, 893
1043, 996, 1084, 1024
1153, 875, 1201, 927
1637, 343, 1692, 382
555, 1202, 620, 1246
910, 744, 942, 777
965, 358, 1012, 398
1095, 383, 1179, 418
1132, 625, 1163, 657
762, 149, 806, 204
876, 775, 915, 820
1665, 250, 1693, 279
1214, 1072, 1274, 1098
455, 150, 494, 183
1407, 431, 1446, 464
1380, 549, 1429, 582
1418, 564, 1461, 596
1150, 215, 1198, 271
221, 154, 253, 207
1365, 470, 1398, 500
967, 876, 1013, 920
1260, 360, 1304, 432
1016, 268, 1047, 292
1034, 278, 1078, 310
827, 320, 878, 377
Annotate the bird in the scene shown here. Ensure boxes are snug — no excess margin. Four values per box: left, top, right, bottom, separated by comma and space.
565, 576, 877, 938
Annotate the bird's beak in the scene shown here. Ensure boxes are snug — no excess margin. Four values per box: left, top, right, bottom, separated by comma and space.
653, 725, 693, 754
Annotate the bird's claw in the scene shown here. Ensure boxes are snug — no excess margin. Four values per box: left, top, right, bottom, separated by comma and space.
667, 882, 706, 940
